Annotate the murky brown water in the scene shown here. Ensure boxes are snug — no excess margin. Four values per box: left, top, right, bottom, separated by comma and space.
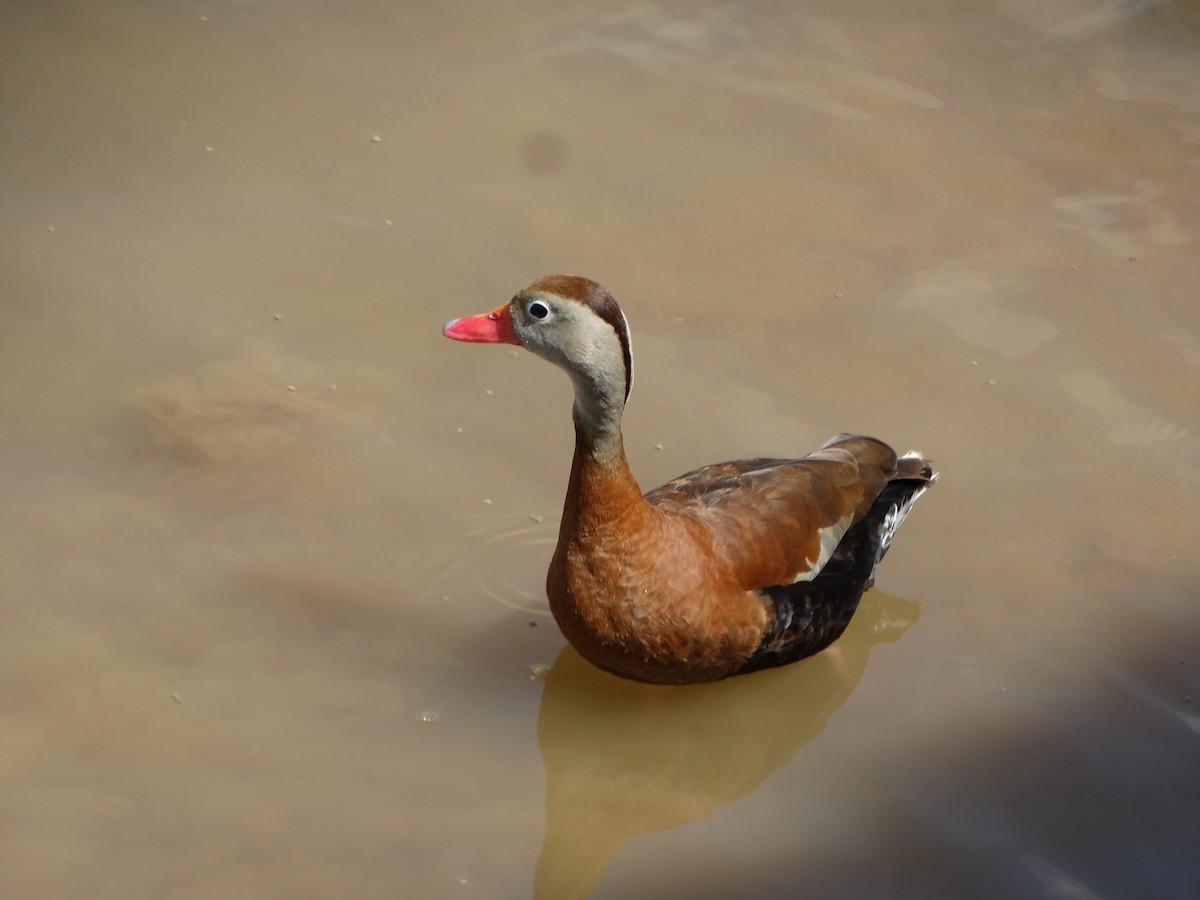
3, 1, 1198, 897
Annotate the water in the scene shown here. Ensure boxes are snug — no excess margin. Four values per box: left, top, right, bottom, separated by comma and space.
2, 1, 1198, 897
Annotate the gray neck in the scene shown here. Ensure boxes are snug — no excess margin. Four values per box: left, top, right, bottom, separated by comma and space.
570, 372, 625, 460
517, 292, 633, 462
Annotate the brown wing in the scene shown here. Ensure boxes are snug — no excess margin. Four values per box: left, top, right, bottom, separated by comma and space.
644, 435, 898, 591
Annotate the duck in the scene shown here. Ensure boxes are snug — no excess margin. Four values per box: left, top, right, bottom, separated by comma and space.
443, 275, 936, 685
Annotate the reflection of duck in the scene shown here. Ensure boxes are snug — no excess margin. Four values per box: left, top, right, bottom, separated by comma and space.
534, 589, 922, 900
443, 276, 935, 684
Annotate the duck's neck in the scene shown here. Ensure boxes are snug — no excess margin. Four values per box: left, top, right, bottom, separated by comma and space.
569, 372, 625, 458
559, 417, 646, 540
557, 358, 644, 532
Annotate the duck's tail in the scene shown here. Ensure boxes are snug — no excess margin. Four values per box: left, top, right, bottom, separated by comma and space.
871, 451, 937, 580
735, 450, 936, 677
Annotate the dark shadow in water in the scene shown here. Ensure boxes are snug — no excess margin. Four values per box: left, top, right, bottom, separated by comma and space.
534, 590, 921, 900
582, 597, 1200, 900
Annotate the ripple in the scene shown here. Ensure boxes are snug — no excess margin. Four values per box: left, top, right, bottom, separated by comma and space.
893, 264, 1058, 359
408, 510, 559, 617
463, 514, 558, 615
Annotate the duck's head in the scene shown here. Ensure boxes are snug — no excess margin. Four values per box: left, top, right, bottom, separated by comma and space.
443, 275, 633, 447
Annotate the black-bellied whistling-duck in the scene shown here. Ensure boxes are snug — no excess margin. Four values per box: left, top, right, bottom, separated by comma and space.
443, 275, 936, 684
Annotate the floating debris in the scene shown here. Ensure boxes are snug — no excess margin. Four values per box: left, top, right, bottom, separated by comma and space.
370, 134, 382, 143
528, 514, 544, 523
530, 665, 550, 679
171, 693, 182, 704
415, 710, 440, 723
273, 313, 283, 321
654, 443, 664, 451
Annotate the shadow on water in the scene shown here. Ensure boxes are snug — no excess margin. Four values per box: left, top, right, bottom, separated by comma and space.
534, 589, 921, 900
581, 601, 1200, 900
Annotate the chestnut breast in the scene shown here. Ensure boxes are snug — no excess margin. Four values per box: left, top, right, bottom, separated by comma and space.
546, 452, 771, 684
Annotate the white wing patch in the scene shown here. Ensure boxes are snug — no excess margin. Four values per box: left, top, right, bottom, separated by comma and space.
790, 514, 852, 583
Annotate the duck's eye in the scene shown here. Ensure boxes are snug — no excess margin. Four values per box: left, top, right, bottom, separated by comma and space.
528, 300, 550, 320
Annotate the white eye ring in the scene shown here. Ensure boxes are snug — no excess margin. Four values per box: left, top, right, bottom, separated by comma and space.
528, 300, 550, 320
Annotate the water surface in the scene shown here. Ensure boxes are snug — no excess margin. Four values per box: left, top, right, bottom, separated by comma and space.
2, 1, 1198, 898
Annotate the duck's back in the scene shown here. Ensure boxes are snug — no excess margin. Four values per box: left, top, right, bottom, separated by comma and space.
737, 450, 936, 674
643, 435, 936, 677
645, 435, 901, 591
